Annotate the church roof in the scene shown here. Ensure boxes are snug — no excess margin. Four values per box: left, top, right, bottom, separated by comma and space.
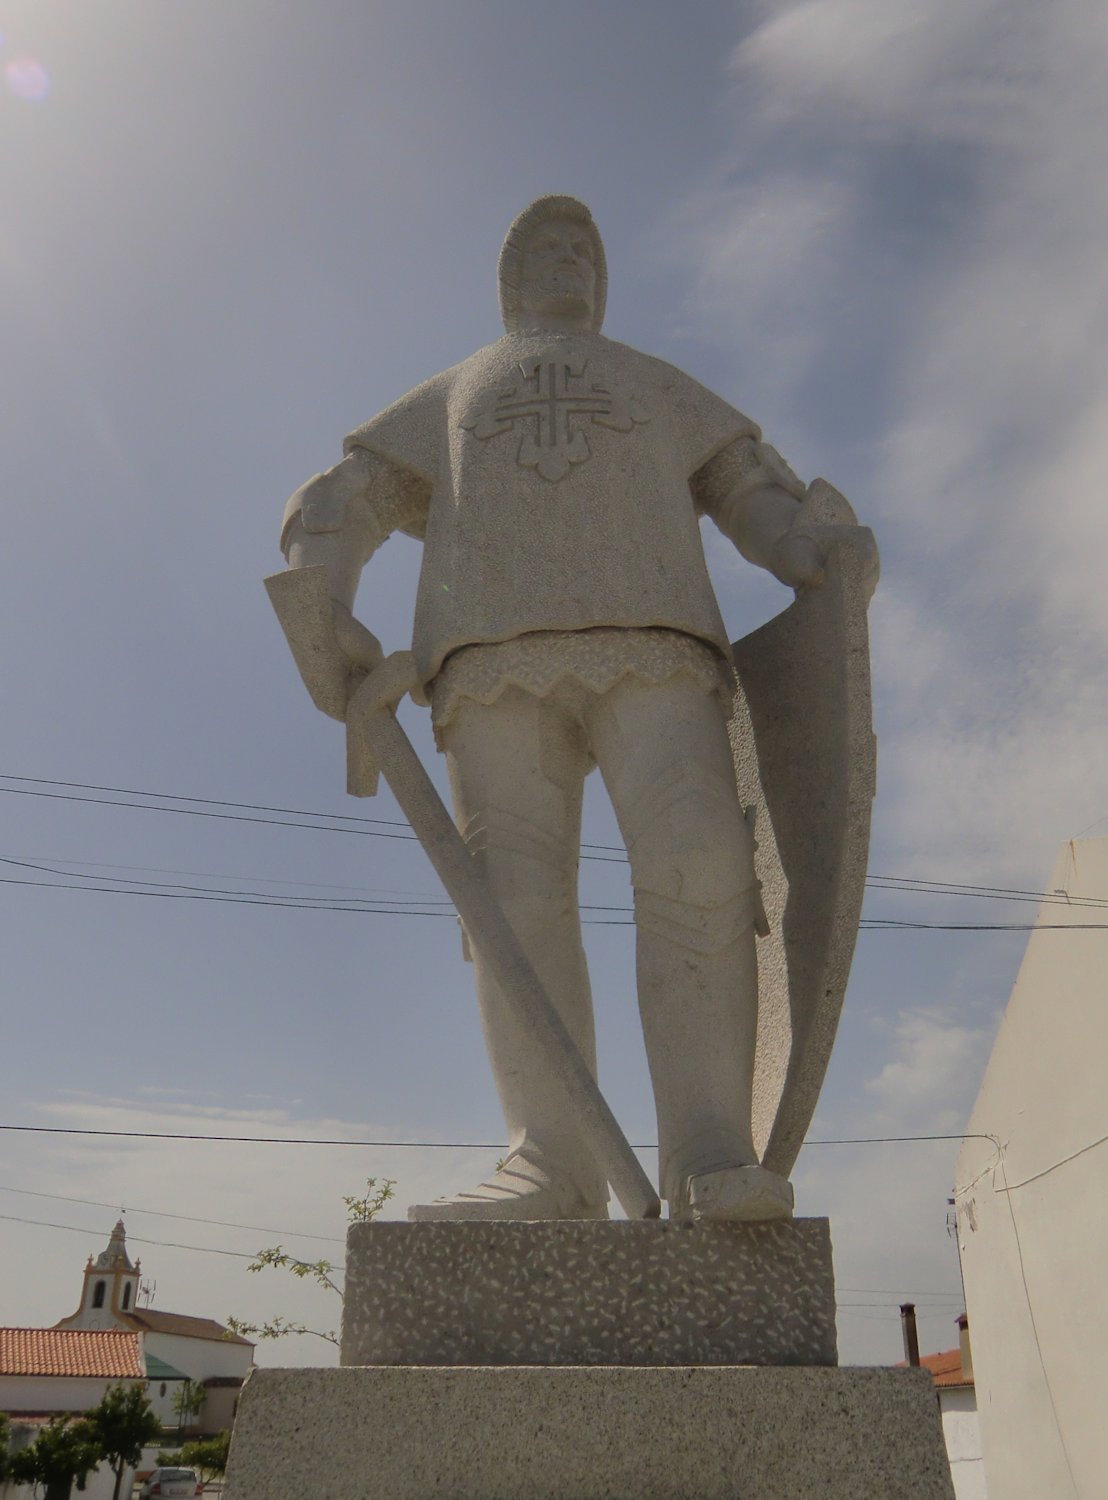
0, 1328, 144, 1379
143, 1352, 191, 1381
119, 1308, 252, 1345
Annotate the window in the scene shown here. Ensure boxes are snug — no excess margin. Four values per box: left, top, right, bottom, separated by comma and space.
92, 1281, 106, 1309
122, 1282, 132, 1310
160, 1383, 167, 1398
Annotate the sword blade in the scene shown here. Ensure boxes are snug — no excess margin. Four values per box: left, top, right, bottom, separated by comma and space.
347, 679, 661, 1222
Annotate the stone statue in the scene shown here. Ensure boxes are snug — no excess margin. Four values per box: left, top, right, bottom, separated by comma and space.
269, 195, 878, 1226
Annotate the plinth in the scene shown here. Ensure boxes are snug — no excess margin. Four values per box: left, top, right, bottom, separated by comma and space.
223, 1220, 954, 1499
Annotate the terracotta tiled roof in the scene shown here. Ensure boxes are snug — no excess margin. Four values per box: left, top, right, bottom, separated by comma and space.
120, 1309, 251, 1345
0, 1328, 143, 1379
918, 1347, 973, 1389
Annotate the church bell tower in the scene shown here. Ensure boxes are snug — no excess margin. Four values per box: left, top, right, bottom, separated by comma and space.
55, 1219, 142, 1331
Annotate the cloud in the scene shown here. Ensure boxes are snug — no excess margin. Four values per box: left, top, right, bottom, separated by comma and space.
793, 1004, 996, 1362
730, 0, 1051, 148
668, 6, 1107, 1360
864, 1006, 997, 1133
670, 1, 1108, 883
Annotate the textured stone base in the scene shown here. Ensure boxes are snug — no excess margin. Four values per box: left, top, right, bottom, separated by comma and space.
224, 1365, 954, 1499
341, 1218, 836, 1366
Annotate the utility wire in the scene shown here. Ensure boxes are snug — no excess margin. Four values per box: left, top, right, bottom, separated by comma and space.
0, 1186, 968, 1301
0, 1123, 999, 1149
0, 1210, 260, 1260
0, 774, 626, 852
0, 1206, 959, 1313
0, 857, 624, 916
0, 1183, 346, 1245
5, 775, 1105, 906
4, 874, 1106, 931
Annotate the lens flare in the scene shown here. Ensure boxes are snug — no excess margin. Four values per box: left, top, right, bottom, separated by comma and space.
6, 57, 50, 102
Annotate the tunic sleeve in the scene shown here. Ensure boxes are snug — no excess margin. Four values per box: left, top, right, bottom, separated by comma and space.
638, 353, 761, 475
344, 369, 450, 487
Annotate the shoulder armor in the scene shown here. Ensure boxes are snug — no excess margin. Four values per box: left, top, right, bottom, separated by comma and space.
280, 470, 347, 555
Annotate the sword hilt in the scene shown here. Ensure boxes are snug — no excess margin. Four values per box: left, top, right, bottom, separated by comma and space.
345, 651, 421, 797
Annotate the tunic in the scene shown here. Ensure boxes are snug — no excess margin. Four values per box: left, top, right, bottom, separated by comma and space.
337, 330, 800, 690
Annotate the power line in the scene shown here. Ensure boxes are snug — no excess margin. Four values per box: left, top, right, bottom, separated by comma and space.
0, 856, 625, 917
859, 919, 1108, 932
6, 875, 1107, 932
0, 1210, 260, 1260
0, 1188, 966, 1302
0, 1123, 998, 1149
0, 1124, 508, 1147
0, 774, 627, 853
6, 774, 1105, 906
0, 1184, 346, 1245
8, 853, 451, 901
0, 875, 464, 917
0, 1207, 964, 1313
0, 780, 623, 865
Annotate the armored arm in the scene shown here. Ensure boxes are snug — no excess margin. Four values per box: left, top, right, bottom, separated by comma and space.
276, 446, 428, 720
692, 438, 828, 589
695, 437, 878, 597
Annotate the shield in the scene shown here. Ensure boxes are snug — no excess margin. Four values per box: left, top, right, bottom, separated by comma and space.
730, 480, 877, 1178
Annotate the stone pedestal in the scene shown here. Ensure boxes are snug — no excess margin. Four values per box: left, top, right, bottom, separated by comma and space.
341, 1218, 837, 1366
223, 1220, 954, 1500
225, 1365, 953, 1499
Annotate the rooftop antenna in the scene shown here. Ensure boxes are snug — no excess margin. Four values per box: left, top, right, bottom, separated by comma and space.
139, 1278, 157, 1308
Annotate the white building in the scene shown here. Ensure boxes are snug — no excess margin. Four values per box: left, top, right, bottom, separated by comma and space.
0, 1326, 145, 1500
955, 836, 1108, 1498
54, 1220, 253, 1434
917, 1318, 987, 1500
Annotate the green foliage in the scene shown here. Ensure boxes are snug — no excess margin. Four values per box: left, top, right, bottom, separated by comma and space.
170, 1379, 207, 1428
340, 1177, 395, 1222
8, 1413, 100, 1500
83, 1383, 162, 1500
0, 1410, 10, 1483
226, 1177, 394, 1348
178, 1431, 231, 1481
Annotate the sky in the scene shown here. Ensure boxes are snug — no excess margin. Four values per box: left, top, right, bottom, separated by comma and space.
1, 0, 1106, 1370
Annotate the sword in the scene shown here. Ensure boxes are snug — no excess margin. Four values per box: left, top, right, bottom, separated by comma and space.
265, 566, 661, 1222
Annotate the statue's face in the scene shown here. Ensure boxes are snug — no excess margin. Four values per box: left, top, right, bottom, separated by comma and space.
518, 217, 597, 329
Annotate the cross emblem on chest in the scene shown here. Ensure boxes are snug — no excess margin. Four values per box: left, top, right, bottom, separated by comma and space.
462, 358, 649, 482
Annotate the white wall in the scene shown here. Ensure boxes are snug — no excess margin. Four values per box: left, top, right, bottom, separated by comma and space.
939, 1388, 988, 1500
144, 1333, 251, 1385
0, 1373, 132, 1410
147, 1374, 188, 1427
956, 836, 1108, 1499
143, 1333, 250, 1434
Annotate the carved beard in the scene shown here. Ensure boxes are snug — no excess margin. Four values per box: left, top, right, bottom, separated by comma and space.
520, 270, 592, 323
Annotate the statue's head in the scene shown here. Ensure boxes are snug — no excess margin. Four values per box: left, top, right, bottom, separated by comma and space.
499, 195, 607, 335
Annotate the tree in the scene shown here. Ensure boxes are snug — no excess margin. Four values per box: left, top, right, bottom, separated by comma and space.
170, 1379, 207, 1432
179, 1432, 231, 1483
82, 1384, 162, 1500
0, 1411, 10, 1483
225, 1177, 394, 1348
8, 1414, 100, 1500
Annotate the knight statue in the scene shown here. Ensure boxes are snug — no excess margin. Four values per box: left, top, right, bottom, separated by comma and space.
267, 195, 878, 1225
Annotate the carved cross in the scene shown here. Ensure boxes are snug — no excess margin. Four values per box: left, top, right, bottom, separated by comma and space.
463, 358, 648, 482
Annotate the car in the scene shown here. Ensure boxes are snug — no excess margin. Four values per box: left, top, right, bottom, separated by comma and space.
138, 1467, 203, 1498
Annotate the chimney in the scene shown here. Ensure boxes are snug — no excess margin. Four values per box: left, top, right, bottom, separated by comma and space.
957, 1313, 973, 1381
900, 1303, 920, 1367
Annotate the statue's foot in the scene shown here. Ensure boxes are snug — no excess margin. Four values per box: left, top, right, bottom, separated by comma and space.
408, 1155, 608, 1223
676, 1164, 794, 1224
